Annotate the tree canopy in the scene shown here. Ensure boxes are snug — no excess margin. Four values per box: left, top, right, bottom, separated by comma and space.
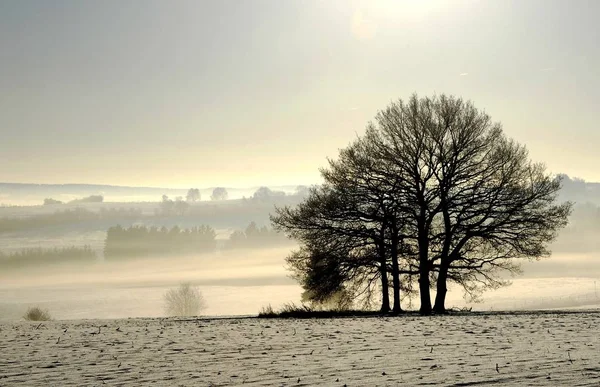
272, 94, 572, 314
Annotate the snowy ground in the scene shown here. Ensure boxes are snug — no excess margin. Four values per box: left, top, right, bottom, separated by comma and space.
1, 312, 599, 386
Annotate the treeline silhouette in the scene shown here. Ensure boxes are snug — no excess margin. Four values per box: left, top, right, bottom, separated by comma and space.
224, 221, 289, 249
104, 222, 292, 259
43, 195, 104, 205
0, 246, 96, 269
0, 208, 143, 233
0, 194, 306, 235
104, 225, 217, 259
0, 221, 290, 267
69, 195, 104, 204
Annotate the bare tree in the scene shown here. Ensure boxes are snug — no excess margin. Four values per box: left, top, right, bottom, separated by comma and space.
320, 138, 420, 313
274, 93, 571, 315
365, 94, 571, 313
362, 97, 445, 314
210, 187, 228, 201
422, 97, 572, 312
273, 185, 394, 312
164, 283, 206, 317
253, 186, 285, 201
186, 188, 200, 202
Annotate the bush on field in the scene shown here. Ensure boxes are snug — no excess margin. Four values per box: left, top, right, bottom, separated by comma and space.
164, 283, 206, 317
23, 306, 52, 321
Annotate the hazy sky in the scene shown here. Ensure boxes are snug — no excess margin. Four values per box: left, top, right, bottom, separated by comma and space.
1, 0, 598, 188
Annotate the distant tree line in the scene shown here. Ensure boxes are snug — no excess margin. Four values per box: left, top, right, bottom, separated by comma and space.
272, 94, 571, 314
103, 221, 292, 259
186, 188, 201, 202
0, 207, 143, 234
44, 195, 104, 205
224, 221, 290, 250
43, 198, 63, 205
104, 225, 217, 259
0, 219, 290, 267
69, 195, 104, 204
157, 195, 190, 216
251, 187, 286, 201
0, 246, 96, 269
210, 187, 228, 201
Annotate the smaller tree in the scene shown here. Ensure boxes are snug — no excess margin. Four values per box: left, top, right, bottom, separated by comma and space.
210, 187, 228, 201
186, 188, 200, 202
43, 198, 62, 205
253, 186, 285, 201
164, 283, 206, 317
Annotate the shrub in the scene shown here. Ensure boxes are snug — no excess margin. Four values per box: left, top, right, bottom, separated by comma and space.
257, 303, 382, 318
23, 306, 52, 321
164, 283, 206, 317
258, 304, 275, 317
301, 289, 354, 311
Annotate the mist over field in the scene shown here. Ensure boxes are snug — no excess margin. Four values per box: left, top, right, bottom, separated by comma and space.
0, 188, 304, 320
0, 175, 598, 321
0, 247, 299, 320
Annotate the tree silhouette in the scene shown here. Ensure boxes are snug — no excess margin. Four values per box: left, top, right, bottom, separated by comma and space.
186, 188, 200, 202
274, 184, 399, 312
69, 195, 104, 204
273, 94, 571, 314
253, 186, 285, 201
364, 94, 572, 313
163, 283, 206, 317
210, 187, 228, 201
224, 221, 289, 249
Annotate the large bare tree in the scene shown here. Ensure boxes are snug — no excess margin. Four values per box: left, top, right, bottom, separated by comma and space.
364, 94, 571, 313
273, 93, 571, 315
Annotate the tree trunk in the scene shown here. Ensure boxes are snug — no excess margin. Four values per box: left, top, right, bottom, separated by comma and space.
380, 261, 390, 313
434, 198, 452, 314
390, 230, 402, 314
418, 233, 432, 315
419, 260, 432, 315
377, 227, 390, 313
417, 191, 432, 315
433, 261, 449, 314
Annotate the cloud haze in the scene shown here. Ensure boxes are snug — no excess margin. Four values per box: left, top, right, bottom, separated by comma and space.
1, 0, 599, 187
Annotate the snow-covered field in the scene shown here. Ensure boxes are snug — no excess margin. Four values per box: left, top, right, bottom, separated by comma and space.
1, 312, 599, 386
